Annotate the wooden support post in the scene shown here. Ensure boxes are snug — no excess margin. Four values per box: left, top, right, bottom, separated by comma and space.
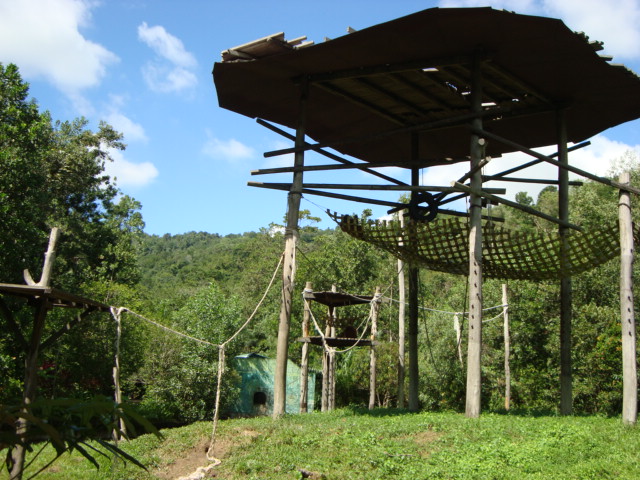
397, 214, 406, 408
273, 80, 308, 418
321, 348, 329, 412
299, 282, 312, 413
619, 172, 637, 426
11, 228, 59, 480
502, 284, 511, 411
329, 285, 337, 411
112, 307, 126, 440
558, 109, 573, 416
369, 287, 381, 410
465, 54, 484, 418
408, 138, 420, 412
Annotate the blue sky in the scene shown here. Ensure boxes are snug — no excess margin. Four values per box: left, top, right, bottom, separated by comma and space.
1, 0, 639, 236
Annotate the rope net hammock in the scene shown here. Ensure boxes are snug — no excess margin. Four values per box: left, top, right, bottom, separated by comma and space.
330, 212, 638, 281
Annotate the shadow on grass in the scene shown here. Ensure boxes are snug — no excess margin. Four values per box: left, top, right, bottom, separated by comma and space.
342, 404, 611, 419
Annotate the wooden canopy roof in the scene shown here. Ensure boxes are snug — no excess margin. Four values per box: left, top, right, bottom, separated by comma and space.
213, 7, 640, 168
303, 290, 373, 308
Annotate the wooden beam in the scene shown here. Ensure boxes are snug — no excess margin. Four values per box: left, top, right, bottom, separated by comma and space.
369, 287, 381, 410
558, 108, 573, 416
471, 128, 640, 195
263, 107, 515, 158
256, 118, 407, 186
299, 283, 312, 414
249, 182, 506, 194
391, 72, 455, 110
316, 81, 407, 125
408, 143, 420, 413
452, 182, 582, 231
489, 141, 591, 179
465, 54, 483, 419
619, 171, 637, 425
503, 284, 511, 411
301, 53, 477, 84
251, 160, 415, 176
273, 79, 308, 418
482, 176, 583, 186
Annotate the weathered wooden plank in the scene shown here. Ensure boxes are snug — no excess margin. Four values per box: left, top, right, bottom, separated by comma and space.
619, 172, 637, 425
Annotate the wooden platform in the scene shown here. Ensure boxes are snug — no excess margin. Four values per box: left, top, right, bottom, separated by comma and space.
297, 336, 376, 347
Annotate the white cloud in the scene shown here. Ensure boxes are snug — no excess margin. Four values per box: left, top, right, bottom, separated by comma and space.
141, 63, 198, 94
438, 0, 640, 60
543, 0, 640, 60
104, 148, 158, 188
137, 22, 196, 67
202, 135, 255, 162
0, 0, 118, 93
104, 111, 148, 143
482, 136, 640, 202
138, 22, 198, 93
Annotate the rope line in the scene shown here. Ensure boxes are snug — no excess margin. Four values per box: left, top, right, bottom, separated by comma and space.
382, 295, 507, 316
118, 308, 217, 346
109, 251, 285, 467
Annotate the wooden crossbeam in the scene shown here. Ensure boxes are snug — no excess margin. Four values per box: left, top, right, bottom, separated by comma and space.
483, 176, 583, 186
300, 53, 478, 84
452, 182, 582, 231
251, 160, 420, 176
256, 118, 407, 186
248, 181, 506, 194
263, 107, 512, 158
472, 128, 640, 195
489, 140, 591, 179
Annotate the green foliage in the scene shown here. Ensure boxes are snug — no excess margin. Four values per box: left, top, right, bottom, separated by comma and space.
1, 396, 160, 479
135, 283, 243, 424
0, 63, 146, 402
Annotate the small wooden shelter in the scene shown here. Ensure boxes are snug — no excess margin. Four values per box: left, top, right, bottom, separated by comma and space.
213, 7, 640, 421
298, 284, 382, 411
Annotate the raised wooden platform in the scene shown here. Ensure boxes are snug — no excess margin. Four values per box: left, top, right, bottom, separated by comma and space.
297, 336, 376, 347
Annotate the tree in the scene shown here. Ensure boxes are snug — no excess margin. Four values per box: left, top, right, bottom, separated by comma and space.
135, 283, 243, 423
0, 64, 147, 478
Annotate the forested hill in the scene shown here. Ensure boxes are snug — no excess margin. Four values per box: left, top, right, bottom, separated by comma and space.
137, 224, 344, 299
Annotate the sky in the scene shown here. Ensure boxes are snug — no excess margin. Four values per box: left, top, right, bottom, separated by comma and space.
1, 0, 639, 236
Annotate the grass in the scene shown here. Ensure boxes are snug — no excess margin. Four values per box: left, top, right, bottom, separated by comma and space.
12, 408, 640, 479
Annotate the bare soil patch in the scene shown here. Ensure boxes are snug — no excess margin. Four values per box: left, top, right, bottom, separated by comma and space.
153, 429, 260, 480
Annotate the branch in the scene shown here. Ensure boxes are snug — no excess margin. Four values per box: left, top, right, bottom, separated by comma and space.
0, 297, 27, 349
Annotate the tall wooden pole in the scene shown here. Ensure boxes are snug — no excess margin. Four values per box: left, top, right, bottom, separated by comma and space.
328, 284, 337, 411
299, 282, 312, 413
558, 109, 573, 415
619, 171, 637, 425
369, 286, 381, 410
465, 54, 484, 418
397, 214, 406, 408
502, 284, 511, 411
408, 135, 420, 412
11, 228, 59, 480
273, 80, 308, 418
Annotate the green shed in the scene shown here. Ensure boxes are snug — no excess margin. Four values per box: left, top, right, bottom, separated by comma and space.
230, 353, 316, 416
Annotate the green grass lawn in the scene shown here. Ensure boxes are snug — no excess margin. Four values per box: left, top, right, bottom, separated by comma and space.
15, 408, 640, 479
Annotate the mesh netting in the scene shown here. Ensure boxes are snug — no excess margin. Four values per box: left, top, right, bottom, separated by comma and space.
331, 213, 636, 281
